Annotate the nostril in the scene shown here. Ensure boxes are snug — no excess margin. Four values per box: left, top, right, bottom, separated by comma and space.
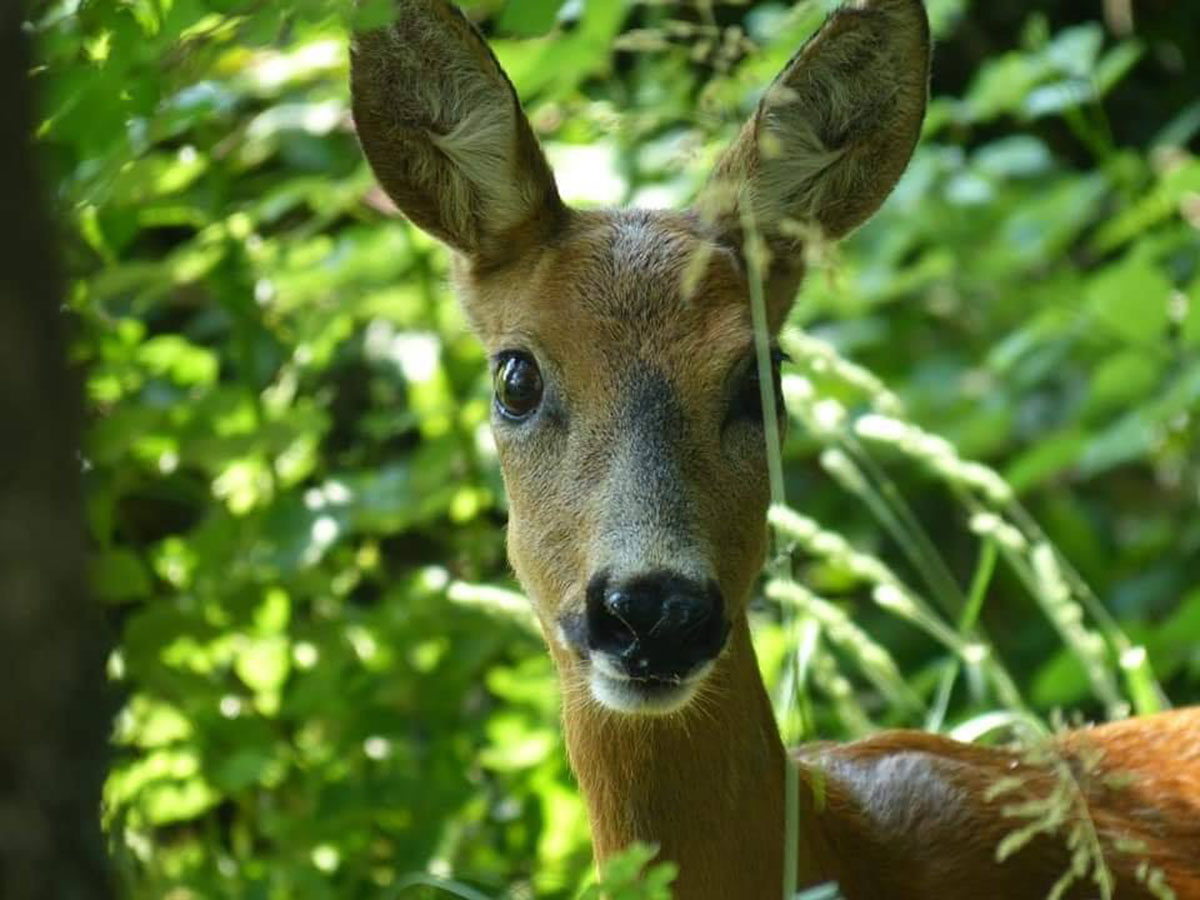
603, 588, 663, 638
585, 586, 639, 658
596, 594, 635, 641
603, 590, 632, 626
658, 594, 705, 634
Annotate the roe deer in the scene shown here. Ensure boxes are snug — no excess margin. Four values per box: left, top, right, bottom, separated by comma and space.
350, 0, 1200, 896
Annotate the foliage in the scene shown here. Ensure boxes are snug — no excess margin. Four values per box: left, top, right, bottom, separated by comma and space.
33, 0, 1200, 897
579, 845, 677, 900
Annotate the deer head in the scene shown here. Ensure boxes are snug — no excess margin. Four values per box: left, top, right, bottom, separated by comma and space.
352, 0, 930, 717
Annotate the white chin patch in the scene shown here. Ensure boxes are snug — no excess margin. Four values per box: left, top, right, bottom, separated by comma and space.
588, 661, 714, 716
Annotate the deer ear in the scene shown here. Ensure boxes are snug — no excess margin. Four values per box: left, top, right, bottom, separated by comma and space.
351, 0, 565, 262
697, 0, 930, 323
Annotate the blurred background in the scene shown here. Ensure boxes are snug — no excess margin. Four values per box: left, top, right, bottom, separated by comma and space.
31, 0, 1200, 896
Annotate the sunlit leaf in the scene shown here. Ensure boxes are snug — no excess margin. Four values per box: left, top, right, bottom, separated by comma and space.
499, 0, 566, 36
1085, 250, 1172, 344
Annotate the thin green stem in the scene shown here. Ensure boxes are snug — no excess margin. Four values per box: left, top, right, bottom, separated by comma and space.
926, 659, 959, 733
837, 438, 1028, 715
740, 209, 797, 900
841, 435, 964, 620
961, 539, 998, 633
928, 539, 1001, 730
392, 874, 494, 900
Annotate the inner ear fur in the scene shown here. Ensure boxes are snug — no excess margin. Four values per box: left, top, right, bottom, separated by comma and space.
698, 0, 930, 323
350, 0, 564, 262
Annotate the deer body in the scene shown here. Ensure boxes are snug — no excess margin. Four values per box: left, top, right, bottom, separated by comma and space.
351, 1, 1200, 896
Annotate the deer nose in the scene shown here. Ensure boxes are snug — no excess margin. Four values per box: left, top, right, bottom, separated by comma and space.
584, 572, 728, 680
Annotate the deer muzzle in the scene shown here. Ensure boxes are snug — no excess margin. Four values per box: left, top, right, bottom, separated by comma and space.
557, 569, 730, 715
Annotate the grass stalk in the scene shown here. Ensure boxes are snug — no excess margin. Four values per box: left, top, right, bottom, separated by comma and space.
739, 208, 798, 900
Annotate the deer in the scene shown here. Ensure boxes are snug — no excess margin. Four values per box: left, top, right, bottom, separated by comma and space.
349, 0, 1200, 896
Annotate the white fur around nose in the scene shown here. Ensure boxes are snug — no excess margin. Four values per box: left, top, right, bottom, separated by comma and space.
588, 659, 715, 717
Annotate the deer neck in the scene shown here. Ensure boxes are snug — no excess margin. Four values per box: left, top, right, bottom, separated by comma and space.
558, 619, 830, 897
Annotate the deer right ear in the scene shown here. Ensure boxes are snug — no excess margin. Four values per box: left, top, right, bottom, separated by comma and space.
350, 0, 564, 262
696, 0, 930, 327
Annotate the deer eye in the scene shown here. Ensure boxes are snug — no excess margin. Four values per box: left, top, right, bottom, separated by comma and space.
494, 351, 544, 421
727, 347, 786, 427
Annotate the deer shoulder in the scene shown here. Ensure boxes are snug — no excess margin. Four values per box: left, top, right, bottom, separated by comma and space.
796, 707, 1200, 899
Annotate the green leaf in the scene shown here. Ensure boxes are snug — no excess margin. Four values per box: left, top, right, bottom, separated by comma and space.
1094, 41, 1144, 95
1005, 428, 1088, 491
92, 549, 153, 602
1083, 351, 1163, 419
493, 0, 630, 100
973, 136, 1053, 179
234, 635, 291, 695
499, 0, 566, 37
1032, 649, 1091, 708
347, 0, 393, 29
480, 714, 556, 771
1153, 100, 1200, 149
1042, 23, 1104, 79
960, 51, 1048, 122
138, 335, 220, 387
581, 843, 677, 900
1078, 412, 1158, 476
210, 747, 277, 792
1093, 159, 1200, 252
1023, 78, 1094, 119
1085, 251, 1172, 344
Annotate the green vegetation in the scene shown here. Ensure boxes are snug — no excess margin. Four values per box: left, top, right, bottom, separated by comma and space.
34, 0, 1199, 896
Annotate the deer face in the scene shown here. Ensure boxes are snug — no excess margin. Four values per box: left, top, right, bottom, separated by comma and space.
352, 0, 929, 715
459, 209, 779, 712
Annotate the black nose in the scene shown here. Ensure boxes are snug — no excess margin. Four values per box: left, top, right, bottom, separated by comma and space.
584, 571, 727, 679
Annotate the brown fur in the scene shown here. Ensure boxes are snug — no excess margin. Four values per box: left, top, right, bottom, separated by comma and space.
563, 622, 787, 898
350, 1, 1200, 897
799, 711, 1200, 898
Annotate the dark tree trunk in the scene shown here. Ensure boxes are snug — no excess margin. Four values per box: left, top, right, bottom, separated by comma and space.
0, 4, 113, 899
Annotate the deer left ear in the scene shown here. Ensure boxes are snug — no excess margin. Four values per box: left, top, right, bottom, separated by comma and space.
697, 0, 930, 327
350, 0, 564, 265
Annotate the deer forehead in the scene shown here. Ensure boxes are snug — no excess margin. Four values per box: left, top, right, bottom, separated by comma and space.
460, 209, 755, 396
